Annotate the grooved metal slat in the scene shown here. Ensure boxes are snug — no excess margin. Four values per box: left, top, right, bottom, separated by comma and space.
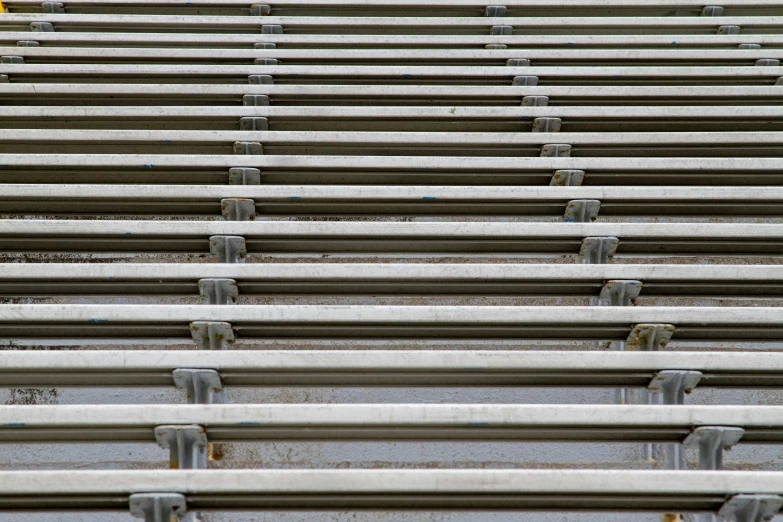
0, 469, 778, 512
1, 404, 783, 442
0, 350, 781, 387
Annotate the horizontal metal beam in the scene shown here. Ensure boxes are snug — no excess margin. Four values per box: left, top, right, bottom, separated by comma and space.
3, 65, 781, 83
1, 108, 777, 138
0, 220, 781, 257
2, 32, 782, 48
1, 349, 781, 388
0, 304, 780, 341
2, 219, 783, 253
0, 155, 780, 186
0, 469, 779, 512
2, 131, 780, 160
2, 14, 780, 30
1, 154, 781, 169
4, 185, 783, 217
1, 105, 778, 119
1, 304, 777, 323
1, 404, 783, 443
1, 263, 781, 299
6, 47, 783, 63
4, 0, 780, 8
3, 263, 779, 283
6, 185, 783, 197
1, 84, 781, 106
3, 184, 780, 197
2, 130, 779, 145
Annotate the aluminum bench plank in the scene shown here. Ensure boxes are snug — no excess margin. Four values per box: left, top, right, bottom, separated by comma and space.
1, 350, 781, 388
2, 404, 783, 443
0, 304, 781, 341
1, 84, 782, 106
0, 154, 780, 170
1, 130, 779, 155
3, 32, 783, 48
3, 184, 781, 198
2, 14, 780, 31
0, 469, 779, 512
6, 130, 779, 143
1, 105, 778, 119
4, 185, 783, 217
1, 263, 782, 300
4, 263, 781, 282
1, 219, 781, 237
3, 65, 781, 85
6, 47, 783, 64
1, 155, 780, 185
5, 0, 780, 8
3, 131, 781, 159
2, 263, 783, 298
0, 220, 782, 257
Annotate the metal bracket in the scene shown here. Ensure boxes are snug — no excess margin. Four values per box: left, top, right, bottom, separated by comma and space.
221, 198, 257, 221
577, 236, 618, 264
598, 279, 643, 411
0, 56, 24, 64
248, 74, 274, 84
521, 95, 548, 107
593, 280, 642, 306
129, 493, 187, 522
701, 5, 724, 16
243, 94, 270, 106
738, 43, 761, 49
683, 426, 744, 470
173, 369, 223, 404
41, 1, 64, 12
250, 3, 271, 15
626, 323, 676, 351
540, 144, 571, 157
532, 117, 562, 133
0, 75, 7, 83
507, 58, 530, 67
254, 42, 277, 49
155, 425, 208, 470
485, 44, 507, 50
718, 495, 783, 522
30, 22, 55, 32
550, 169, 584, 186
717, 25, 740, 35
16, 40, 40, 46
512, 75, 538, 86
239, 116, 269, 131
198, 279, 238, 305
209, 235, 247, 263
255, 58, 279, 65
563, 199, 600, 223
777, 77, 783, 86
190, 321, 235, 350
648, 370, 702, 404
490, 25, 512, 35
228, 167, 262, 185
649, 369, 702, 473
756, 59, 780, 66
262, 24, 283, 34
233, 141, 264, 155
485, 5, 507, 16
